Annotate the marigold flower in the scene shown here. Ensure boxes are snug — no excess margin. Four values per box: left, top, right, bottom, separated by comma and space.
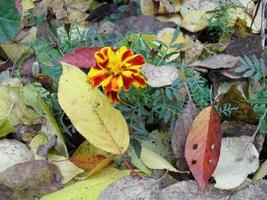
87, 46, 147, 102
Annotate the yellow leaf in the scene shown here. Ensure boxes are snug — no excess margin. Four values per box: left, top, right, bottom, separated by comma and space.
156, 15, 182, 26
181, 11, 209, 32
140, 145, 178, 172
21, 0, 35, 14
58, 63, 129, 154
140, 0, 155, 15
253, 160, 267, 180
157, 27, 185, 46
40, 167, 130, 200
48, 154, 84, 184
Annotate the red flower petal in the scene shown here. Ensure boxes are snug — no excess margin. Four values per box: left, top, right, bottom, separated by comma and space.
132, 74, 146, 86
126, 55, 145, 65
105, 91, 120, 102
122, 75, 134, 91
121, 49, 133, 62
90, 73, 110, 87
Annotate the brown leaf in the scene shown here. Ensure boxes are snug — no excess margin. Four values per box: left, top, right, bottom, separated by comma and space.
172, 99, 198, 171
159, 180, 230, 200
218, 85, 258, 124
0, 160, 62, 199
188, 54, 240, 70
37, 135, 57, 156
185, 105, 221, 191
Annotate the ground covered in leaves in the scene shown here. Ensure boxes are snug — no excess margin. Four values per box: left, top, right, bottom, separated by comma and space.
0, 0, 267, 199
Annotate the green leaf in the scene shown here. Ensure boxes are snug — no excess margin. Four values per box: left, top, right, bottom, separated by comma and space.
0, 118, 15, 137
243, 69, 255, 78
0, 0, 20, 43
170, 27, 180, 45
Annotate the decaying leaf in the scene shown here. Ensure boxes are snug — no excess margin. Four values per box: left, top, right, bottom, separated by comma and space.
29, 133, 48, 160
0, 160, 62, 200
58, 62, 129, 154
160, 180, 230, 200
127, 145, 152, 175
213, 136, 259, 190
185, 105, 221, 191
48, 154, 84, 184
141, 144, 178, 172
0, 139, 33, 173
218, 85, 258, 124
60, 47, 102, 68
172, 99, 198, 171
99, 176, 161, 200
188, 54, 240, 70
141, 64, 178, 87
253, 160, 267, 180
41, 167, 130, 200
181, 11, 208, 32
143, 130, 174, 162
70, 140, 110, 171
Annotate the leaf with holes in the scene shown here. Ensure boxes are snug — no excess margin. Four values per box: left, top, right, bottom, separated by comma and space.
58, 62, 129, 154
60, 47, 102, 68
185, 105, 221, 191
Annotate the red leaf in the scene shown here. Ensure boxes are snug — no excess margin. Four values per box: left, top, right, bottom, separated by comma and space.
185, 105, 221, 191
60, 47, 102, 68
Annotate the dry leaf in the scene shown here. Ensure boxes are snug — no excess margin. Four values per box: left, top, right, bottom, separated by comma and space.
141, 64, 178, 87
0, 160, 62, 199
185, 105, 221, 191
58, 62, 129, 154
0, 139, 33, 173
253, 160, 267, 180
99, 176, 161, 200
188, 54, 240, 70
172, 99, 198, 171
181, 11, 208, 32
213, 136, 259, 190
48, 154, 84, 184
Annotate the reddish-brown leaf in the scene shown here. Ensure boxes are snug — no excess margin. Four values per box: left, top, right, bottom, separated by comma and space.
60, 47, 102, 68
185, 105, 221, 191
70, 154, 106, 170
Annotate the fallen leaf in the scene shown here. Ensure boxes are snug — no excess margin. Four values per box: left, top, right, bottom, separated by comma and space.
143, 130, 174, 162
183, 40, 204, 64
140, 144, 178, 172
48, 154, 84, 184
181, 11, 209, 32
58, 62, 129, 154
230, 180, 267, 200
0, 160, 62, 199
0, 118, 15, 137
127, 145, 152, 175
253, 160, 267, 180
0, 0, 20, 43
60, 47, 102, 68
41, 167, 129, 200
29, 133, 48, 160
188, 54, 240, 70
140, 0, 156, 15
37, 135, 57, 157
160, 180, 230, 200
70, 140, 109, 170
0, 139, 33, 173
156, 15, 182, 26
218, 85, 258, 124
172, 99, 198, 171
141, 64, 178, 87
185, 105, 221, 191
213, 136, 259, 189
99, 176, 161, 200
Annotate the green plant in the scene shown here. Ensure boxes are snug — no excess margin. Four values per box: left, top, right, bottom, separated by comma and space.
235, 55, 266, 82
215, 103, 238, 117
207, 2, 236, 40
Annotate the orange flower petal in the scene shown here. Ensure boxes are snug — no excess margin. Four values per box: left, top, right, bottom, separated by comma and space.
132, 74, 146, 88
88, 68, 110, 87
124, 54, 145, 66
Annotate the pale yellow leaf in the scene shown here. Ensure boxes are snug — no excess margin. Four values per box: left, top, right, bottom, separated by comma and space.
140, 145, 178, 172
40, 167, 130, 200
48, 154, 84, 184
181, 11, 209, 32
58, 63, 129, 154
253, 160, 267, 180
140, 0, 155, 15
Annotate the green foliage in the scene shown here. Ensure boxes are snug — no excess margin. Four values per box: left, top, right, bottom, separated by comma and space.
215, 103, 238, 117
235, 55, 266, 82
0, 0, 20, 42
207, 2, 236, 40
